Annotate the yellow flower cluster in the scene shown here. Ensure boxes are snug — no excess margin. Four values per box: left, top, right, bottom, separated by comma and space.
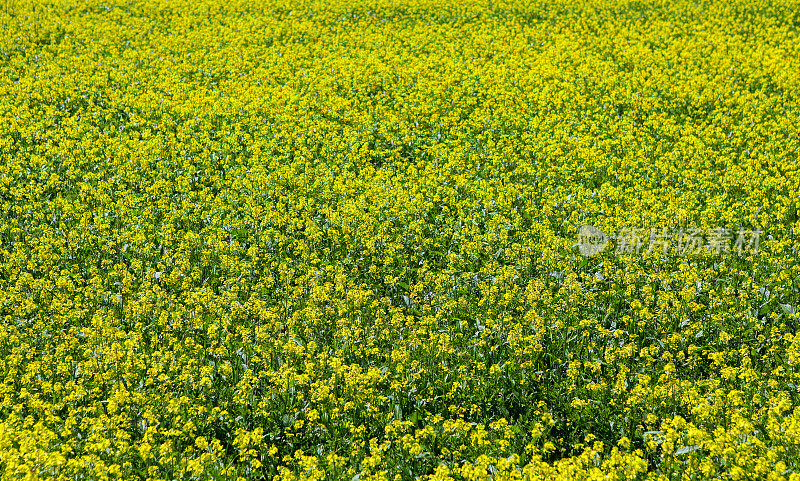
2, 0, 800, 479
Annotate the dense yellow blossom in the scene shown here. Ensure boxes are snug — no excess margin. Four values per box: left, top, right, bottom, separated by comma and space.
1, 0, 800, 479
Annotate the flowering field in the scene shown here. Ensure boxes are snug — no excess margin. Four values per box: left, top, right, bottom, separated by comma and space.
2, 0, 800, 479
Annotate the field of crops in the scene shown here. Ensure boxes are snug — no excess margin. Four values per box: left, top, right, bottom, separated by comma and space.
2, 0, 800, 479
